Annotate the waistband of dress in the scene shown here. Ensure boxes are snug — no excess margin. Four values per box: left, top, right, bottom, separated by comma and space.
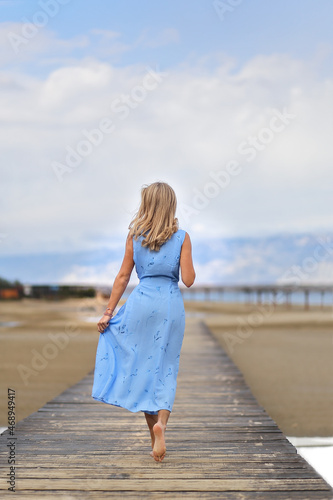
139, 275, 179, 285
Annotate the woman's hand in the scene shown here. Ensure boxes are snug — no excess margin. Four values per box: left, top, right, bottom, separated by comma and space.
97, 315, 112, 333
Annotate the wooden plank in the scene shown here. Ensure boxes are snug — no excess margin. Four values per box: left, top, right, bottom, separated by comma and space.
7, 492, 333, 499
1, 467, 326, 479
0, 477, 331, 492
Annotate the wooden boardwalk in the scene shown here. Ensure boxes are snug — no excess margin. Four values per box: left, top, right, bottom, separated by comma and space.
1, 319, 332, 499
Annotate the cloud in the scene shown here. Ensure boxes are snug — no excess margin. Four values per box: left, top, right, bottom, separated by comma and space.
307, 261, 333, 284
0, 21, 178, 72
1, 36, 333, 259
192, 242, 281, 284
59, 260, 140, 287
60, 261, 120, 285
0, 22, 89, 66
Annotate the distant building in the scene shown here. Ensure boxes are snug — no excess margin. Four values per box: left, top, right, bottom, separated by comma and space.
23, 284, 32, 296
27, 284, 96, 300
0, 288, 20, 299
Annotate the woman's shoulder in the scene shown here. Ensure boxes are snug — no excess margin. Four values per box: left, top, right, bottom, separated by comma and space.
173, 228, 187, 244
129, 230, 145, 242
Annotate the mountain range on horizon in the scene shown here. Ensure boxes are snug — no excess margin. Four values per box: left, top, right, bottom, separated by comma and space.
1, 231, 332, 287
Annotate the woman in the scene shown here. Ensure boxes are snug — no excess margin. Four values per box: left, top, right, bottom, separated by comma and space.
92, 181, 195, 462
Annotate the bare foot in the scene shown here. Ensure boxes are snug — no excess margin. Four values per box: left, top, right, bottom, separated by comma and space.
152, 422, 166, 462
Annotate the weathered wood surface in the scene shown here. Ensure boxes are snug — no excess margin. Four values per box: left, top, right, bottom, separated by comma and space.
1, 319, 332, 499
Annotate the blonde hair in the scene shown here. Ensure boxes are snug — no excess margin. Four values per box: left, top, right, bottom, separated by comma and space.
128, 182, 179, 251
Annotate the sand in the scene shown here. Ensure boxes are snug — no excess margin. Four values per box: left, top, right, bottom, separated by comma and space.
1, 298, 332, 436
190, 300, 333, 437
0, 297, 113, 427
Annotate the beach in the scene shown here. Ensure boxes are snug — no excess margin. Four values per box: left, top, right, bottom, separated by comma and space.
0, 297, 104, 427
1, 298, 332, 437
187, 300, 333, 437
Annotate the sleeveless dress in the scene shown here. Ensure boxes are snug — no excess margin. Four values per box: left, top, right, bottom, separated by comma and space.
91, 229, 186, 415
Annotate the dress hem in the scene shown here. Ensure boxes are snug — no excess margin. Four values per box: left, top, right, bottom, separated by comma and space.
91, 394, 172, 415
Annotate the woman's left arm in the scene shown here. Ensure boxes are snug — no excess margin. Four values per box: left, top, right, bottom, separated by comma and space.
180, 232, 196, 288
97, 233, 134, 333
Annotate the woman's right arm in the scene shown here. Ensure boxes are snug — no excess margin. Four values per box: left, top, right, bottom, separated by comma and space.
180, 232, 196, 288
97, 233, 134, 333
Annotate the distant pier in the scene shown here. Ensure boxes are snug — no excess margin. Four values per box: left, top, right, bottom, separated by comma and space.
12, 283, 333, 311
181, 284, 333, 310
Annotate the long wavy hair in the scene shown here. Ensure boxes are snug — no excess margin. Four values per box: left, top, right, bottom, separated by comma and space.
128, 182, 179, 251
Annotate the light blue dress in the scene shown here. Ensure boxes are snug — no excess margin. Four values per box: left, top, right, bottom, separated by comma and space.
91, 229, 186, 415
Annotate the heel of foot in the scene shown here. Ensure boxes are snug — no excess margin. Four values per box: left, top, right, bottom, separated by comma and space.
153, 422, 163, 437
152, 423, 166, 461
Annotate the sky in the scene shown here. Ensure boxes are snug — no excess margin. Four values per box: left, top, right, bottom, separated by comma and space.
1, 0, 333, 284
